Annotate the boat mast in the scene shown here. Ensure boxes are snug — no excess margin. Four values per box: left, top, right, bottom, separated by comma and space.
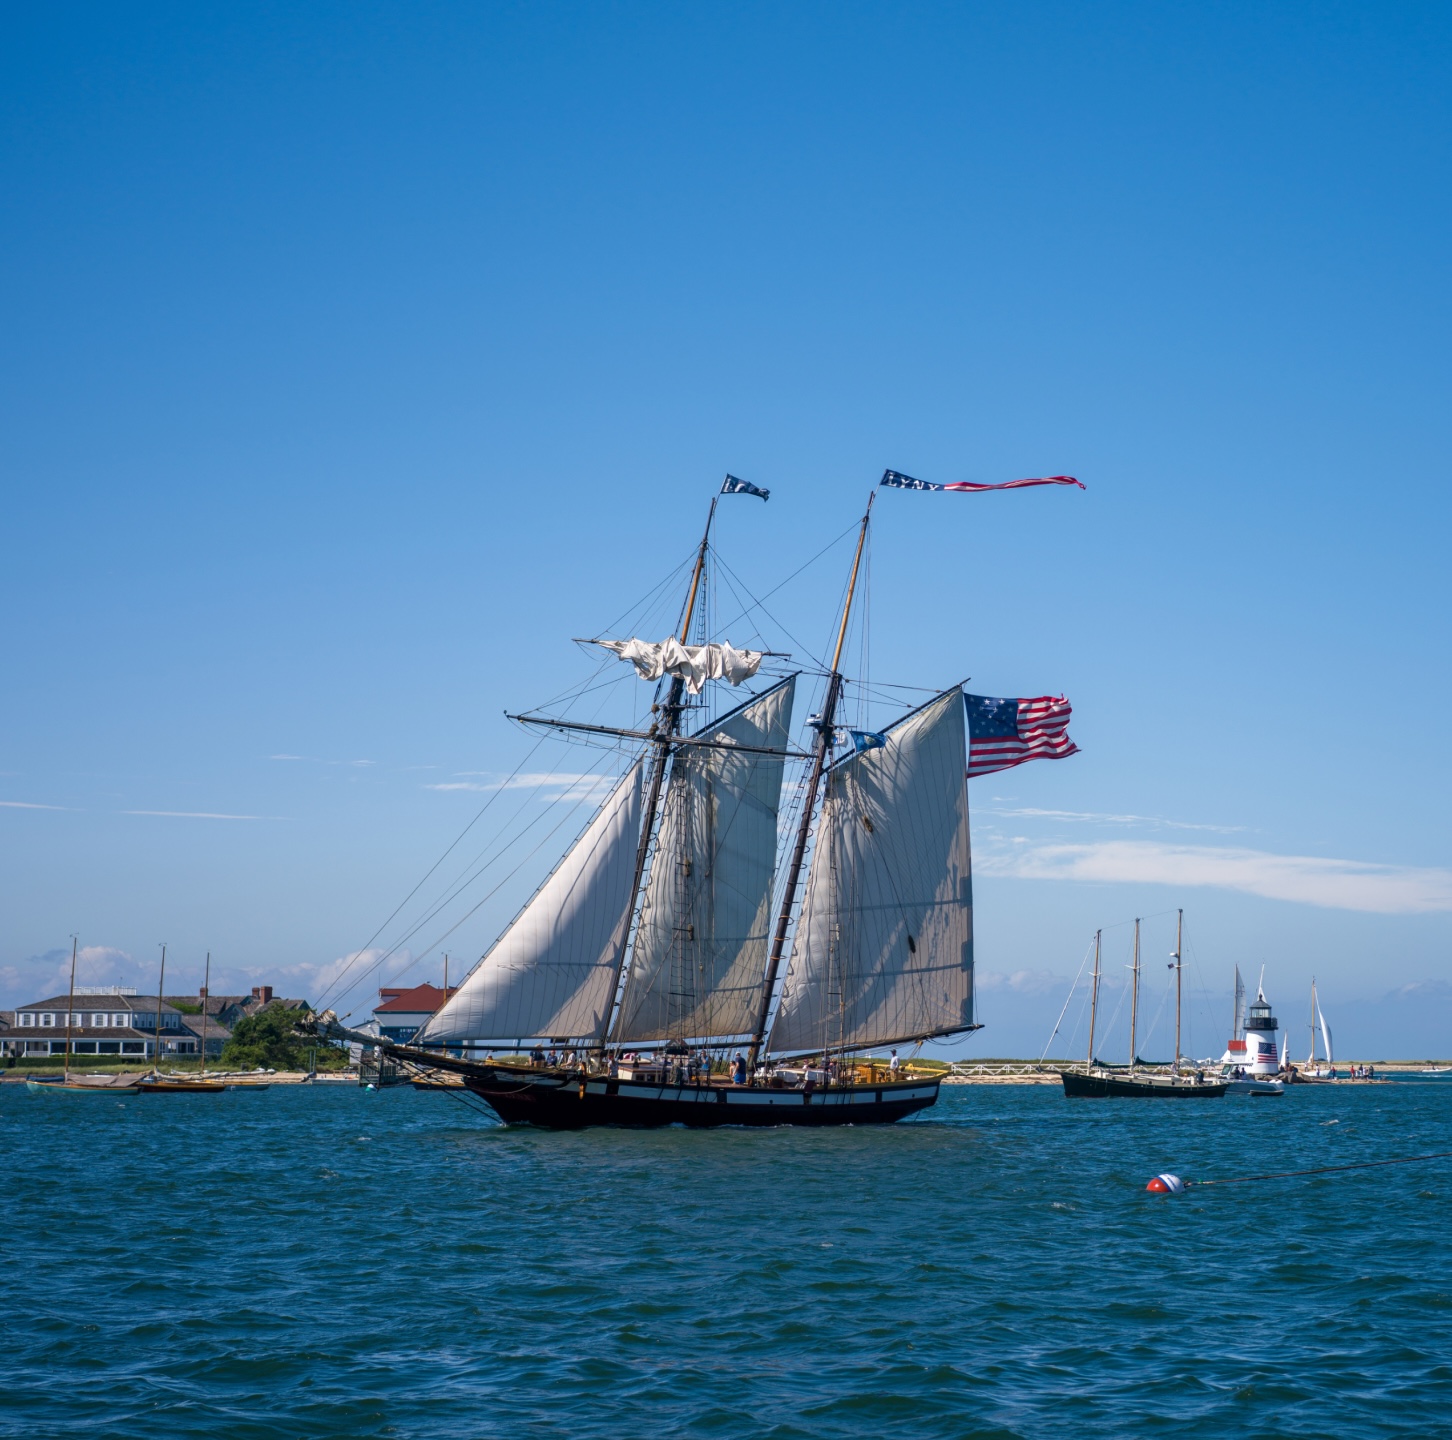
63, 935, 77, 1083
154, 945, 167, 1075
749, 492, 874, 1064
600, 496, 718, 1051
1086, 929, 1101, 1071
199, 952, 209, 1077
1173, 908, 1183, 1071
1128, 918, 1141, 1072
1308, 977, 1318, 1067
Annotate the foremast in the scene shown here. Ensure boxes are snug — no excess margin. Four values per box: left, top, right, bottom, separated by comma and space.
597, 496, 717, 1050
747, 493, 874, 1064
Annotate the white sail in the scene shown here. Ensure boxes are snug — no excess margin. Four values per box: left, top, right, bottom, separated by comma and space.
1317, 999, 1334, 1066
418, 760, 645, 1045
769, 688, 974, 1055
1232, 966, 1245, 1041
597, 637, 763, 695
613, 678, 796, 1044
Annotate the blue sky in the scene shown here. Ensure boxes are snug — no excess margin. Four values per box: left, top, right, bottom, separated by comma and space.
3, 2, 1449, 1056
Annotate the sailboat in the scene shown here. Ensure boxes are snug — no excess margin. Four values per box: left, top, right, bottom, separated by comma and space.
135, 947, 228, 1093
26, 937, 132, 1096
1061, 911, 1226, 1098
317, 485, 982, 1126
1299, 978, 1336, 1079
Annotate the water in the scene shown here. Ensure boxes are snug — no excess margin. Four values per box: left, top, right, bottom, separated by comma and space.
4, 1078, 1451, 1439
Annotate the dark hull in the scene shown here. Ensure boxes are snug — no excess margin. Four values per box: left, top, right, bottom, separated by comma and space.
1060, 1070, 1226, 1099
464, 1070, 942, 1128
381, 1043, 941, 1128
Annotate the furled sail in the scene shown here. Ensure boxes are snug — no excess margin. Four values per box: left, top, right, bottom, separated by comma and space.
597, 637, 763, 694
613, 677, 796, 1044
769, 688, 974, 1055
418, 760, 645, 1046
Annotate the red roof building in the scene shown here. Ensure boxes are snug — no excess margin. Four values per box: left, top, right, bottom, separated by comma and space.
372, 983, 457, 1042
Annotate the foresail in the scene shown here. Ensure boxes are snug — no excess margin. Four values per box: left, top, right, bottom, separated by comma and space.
769, 688, 973, 1054
613, 676, 796, 1044
418, 760, 645, 1045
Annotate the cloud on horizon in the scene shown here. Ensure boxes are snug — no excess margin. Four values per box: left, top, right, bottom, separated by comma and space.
980, 839, 1452, 914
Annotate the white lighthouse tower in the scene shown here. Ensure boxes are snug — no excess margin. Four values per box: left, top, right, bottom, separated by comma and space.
1222, 985, 1281, 1076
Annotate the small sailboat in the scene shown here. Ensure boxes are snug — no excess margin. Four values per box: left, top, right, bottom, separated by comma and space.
26, 938, 132, 1096
135, 947, 228, 1093
1061, 912, 1226, 1099
1295, 978, 1337, 1080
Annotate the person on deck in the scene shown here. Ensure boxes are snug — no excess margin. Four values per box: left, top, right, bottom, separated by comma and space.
731, 1052, 747, 1085
889, 1050, 901, 1079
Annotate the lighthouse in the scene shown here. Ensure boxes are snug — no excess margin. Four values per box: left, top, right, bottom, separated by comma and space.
1221, 987, 1281, 1076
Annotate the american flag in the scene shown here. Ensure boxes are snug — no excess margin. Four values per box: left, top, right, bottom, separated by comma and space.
882, 468, 1084, 493
964, 693, 1079, 776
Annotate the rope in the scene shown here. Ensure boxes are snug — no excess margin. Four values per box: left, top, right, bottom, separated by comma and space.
1192, 1150, 1452, 1188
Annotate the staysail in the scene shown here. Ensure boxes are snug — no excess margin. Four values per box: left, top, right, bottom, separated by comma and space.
768, 687, 974, 1055
418, 760, 646, 1046
1317, 998, 1334, 1066
613, 677, 796, 1044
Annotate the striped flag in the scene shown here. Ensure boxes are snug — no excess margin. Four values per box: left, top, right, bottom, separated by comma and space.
964, 694, 1078, 776
882, 469, 1083, 492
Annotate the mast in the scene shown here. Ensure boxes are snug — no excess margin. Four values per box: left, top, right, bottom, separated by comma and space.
600, 496, 718, 1049
1173, 908, 1183, 1070
749, 492, 874, 1063
1086, 929, 1101, 1071
64, 935, 77, 1083
1308, 977, 1318, 1067
154, 944, 167, 1075
1128, 918, 1140, 1072
199, 952, 209, 1077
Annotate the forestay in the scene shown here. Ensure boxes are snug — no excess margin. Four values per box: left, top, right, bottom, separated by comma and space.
418, 761, 645, 1046
769, 688, 974, 1055
614, 677, 796, 1044
597, 637, 763, 694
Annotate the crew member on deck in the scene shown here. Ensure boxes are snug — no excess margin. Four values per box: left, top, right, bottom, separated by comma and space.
889, 1049, 901, 1078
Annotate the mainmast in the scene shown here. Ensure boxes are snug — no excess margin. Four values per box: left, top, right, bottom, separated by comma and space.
748, 492, 874, 1063
1128, 918, 1140, 1073
599, 496, 718, 1049
1086, 929, 1101, 1071
63, 935, 77, 1084
1173, 908, 1183, 1071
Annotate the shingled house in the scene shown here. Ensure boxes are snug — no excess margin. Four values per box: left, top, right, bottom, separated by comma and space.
4, 988, 196, 1060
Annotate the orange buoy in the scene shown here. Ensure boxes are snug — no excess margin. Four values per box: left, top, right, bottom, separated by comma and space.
1146, 1173, 1185, 1194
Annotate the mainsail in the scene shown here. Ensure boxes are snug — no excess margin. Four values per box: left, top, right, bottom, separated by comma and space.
418, 760, 646, 1046
613, 677, 796, 1044
769, 688, 974, 1055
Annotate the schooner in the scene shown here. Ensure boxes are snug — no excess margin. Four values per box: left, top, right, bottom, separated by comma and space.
320, 480, 999, 1126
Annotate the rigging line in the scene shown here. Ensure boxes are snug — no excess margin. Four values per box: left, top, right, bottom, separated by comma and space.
338, 767, 621, 1016
711, 519, 860, 635
600, 548, 702, 639
1040, 938, 1096, 1062
712, 549, 830, 671
316, 730, 551, 1012
385, 784, 617, 992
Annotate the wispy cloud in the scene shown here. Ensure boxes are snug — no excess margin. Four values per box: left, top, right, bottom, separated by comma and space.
122, 810, 279, 821
975, 968, 1065, 996
425, 772, 615, 802
980, 839, 1452, 915
1, 800, 73, 811
982, 806, 1244, 835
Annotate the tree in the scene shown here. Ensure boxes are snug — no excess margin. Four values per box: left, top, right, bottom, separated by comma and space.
219, 1005, 347, 1071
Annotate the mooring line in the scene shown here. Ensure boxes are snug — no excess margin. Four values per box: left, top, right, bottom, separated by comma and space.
1193, 1149, 1452, 1188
